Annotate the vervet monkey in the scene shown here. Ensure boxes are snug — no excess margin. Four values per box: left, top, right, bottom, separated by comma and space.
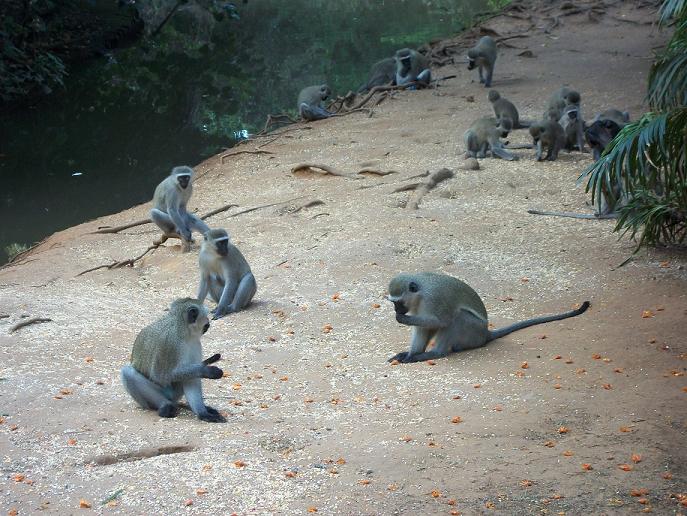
358, 57, 396, 93
488, 90, 531, 129
387, 272, 589, 363
150, 165, 209, 252
298, 84, 332, 121
121, 298, 226, 422
585, 109, 630, 161
467, 36, 497, 87
198, 228, 257, 319
394, 48, 431, 88
464, 117, 517, 160
529, 119, 566, 161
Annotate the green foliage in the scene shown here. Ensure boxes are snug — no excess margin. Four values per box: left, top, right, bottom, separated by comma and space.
4, 242, 28, 261
583, 0, 687, 248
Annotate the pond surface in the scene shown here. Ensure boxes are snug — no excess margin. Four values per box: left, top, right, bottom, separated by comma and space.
0, 0, 493, 263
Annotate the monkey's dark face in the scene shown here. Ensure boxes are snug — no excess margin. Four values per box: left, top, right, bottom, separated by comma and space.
566, 108, 578, 121
177, 174, 191, 189
320, 86, 331, 101
185, 304, 210, 336
399, 55, 412, 75
214, 237, 229, 257
467, 50, 477, 70
585, 119, 621, 160
388, 277, 420, 315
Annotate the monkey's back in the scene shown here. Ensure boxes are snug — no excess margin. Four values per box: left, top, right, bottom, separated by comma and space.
297, 86, 323, 110
417, 272, 488, 320
131, 316, 179, 385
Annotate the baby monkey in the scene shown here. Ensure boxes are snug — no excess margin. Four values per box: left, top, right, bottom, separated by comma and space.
387, 272, 589, 363
198, 228, 257, 319
529, 119, 566, 161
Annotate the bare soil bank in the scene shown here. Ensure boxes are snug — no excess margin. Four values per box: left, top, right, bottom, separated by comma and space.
1, 1, 686, 514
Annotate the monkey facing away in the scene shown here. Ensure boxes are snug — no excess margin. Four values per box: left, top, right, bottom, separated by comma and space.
358, 57, 396, 93
298, 84, 332, 121
545, 86, 581, 120
150, 166, 210, 252
488, 90, 531, 129
464, 117, 518, 160
387, 272, 590, 363
394, 48, 431, 88
529, 119, 566, 161
467, 36, 497, 87
198, 228, 257, 320
121, 298, 226, 422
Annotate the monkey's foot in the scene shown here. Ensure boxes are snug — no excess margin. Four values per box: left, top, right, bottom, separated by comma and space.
388, 351, 410, 363
158, 403, 179, 418
199, 408, 227, 423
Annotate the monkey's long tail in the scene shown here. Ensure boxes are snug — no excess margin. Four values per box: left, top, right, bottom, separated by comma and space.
527, 209, 617, 219
487, 301, 590, 341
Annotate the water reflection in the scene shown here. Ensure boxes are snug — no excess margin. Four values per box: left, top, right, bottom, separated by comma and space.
0, 0, 489, 263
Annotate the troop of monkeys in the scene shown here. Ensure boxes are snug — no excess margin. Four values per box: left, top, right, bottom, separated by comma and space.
298, 35, 630, 218
121, 35, 602, 423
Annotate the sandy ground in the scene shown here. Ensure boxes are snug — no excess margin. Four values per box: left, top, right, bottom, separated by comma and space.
1, 1, 686, 514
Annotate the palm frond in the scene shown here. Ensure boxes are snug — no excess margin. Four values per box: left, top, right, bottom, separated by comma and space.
648, 17, 687, 109
659, 0, 687, 25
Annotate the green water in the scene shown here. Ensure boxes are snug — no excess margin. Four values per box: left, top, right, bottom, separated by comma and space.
0, 0, 500, 263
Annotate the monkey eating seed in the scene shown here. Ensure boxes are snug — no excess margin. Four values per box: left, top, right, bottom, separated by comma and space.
386, 272, 589, 363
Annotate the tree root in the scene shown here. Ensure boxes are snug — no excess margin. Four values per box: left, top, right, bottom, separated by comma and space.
259, 113, 298, 135
91, 202, 239, 235
9, 317, 53, 333
406, 168, 454, 210
220, 149, 273, 164
291, 163, 357, 179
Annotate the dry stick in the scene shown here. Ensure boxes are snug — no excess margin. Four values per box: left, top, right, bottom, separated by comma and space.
406, 168, 454, 210
9, 317, 53, 333
357, 168, 398, 176
92, 202, 238, 235
220, 149, 273, 164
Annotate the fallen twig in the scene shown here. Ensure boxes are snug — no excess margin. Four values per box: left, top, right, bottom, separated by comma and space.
9, 317, 53, 333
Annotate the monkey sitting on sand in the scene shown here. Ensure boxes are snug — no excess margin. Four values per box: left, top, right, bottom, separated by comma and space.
387, 272, 589, 363
121, 298, 226, 423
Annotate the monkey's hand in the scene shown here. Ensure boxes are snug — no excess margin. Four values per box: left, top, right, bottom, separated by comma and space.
211, 307, 232, 320
395, 313, 413, 325
202, 365, 224, 379
203, 353, 221, 365
388, 351, 410, 363
199, 407, 227, 423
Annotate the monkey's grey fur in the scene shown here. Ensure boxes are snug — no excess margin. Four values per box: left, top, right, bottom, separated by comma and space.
467, 36, 497, 87
150, 165, 210, 252
464, 117, 518, 160
387, 272, 590, 363
358, 57, 396, 93
121, 298, 226, 423
488, 90, 531, 129
298, 84, 332, 121
198, 228, 257, 320
394, 48, 431, 88
529, 119, 566, 161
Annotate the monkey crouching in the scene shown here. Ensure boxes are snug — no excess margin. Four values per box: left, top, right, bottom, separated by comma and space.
121, 298, 226, 423
298, 84, 332, 121
387, 272, 589, 363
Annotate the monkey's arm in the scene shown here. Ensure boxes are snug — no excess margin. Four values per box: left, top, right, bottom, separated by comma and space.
396, 313, 447, 329
167, 201, 192, 240
168, 363, 222, 383
212, 272, 238, 319
197, 274, 210, 303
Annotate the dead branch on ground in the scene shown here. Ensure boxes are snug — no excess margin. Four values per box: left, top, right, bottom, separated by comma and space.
220, 150, 273, 164
9, 317, 53, 333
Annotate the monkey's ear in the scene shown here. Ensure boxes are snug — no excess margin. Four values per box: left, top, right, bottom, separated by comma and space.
408, 281, 419, 293
187, 306, 199, 323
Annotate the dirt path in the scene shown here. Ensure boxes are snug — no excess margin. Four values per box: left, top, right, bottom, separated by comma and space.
1, 2, 686, 514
